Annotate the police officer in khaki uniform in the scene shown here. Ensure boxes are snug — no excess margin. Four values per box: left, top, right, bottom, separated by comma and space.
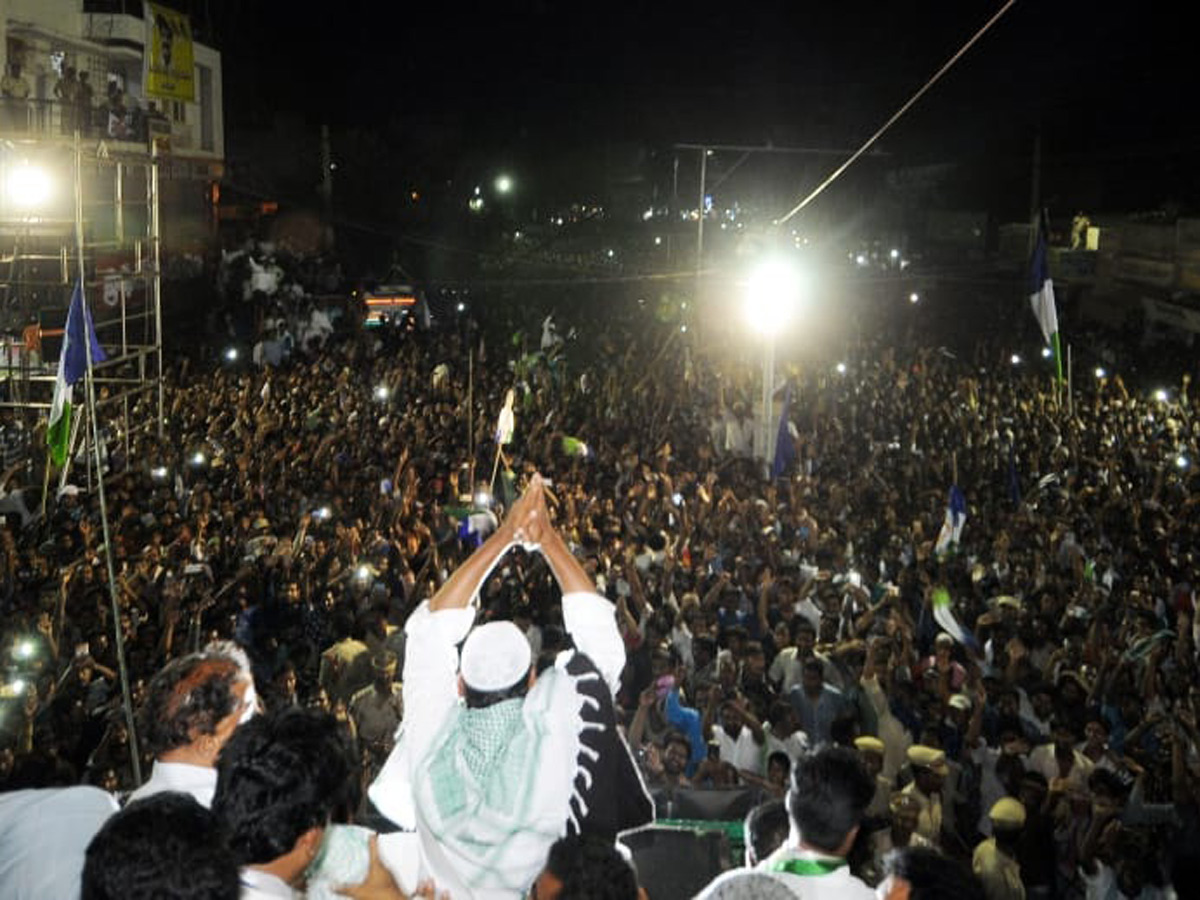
973, 797, 1026, 900
902, 745, 948, 847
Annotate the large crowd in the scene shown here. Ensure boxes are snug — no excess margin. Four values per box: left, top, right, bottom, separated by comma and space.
0, 289, 1196, 899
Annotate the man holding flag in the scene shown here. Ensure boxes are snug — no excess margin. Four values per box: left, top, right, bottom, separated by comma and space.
47, 281, 106, 467
1029, 212, 1063, 384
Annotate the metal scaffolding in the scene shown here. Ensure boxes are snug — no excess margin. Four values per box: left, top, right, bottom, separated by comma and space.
0, 136, 164, 477
0, 134, 162, 784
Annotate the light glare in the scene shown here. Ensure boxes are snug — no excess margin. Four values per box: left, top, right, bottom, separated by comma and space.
744, 260, 805, 336
6, 163, 52, 208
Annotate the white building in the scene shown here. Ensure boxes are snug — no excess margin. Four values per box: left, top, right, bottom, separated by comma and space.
1, 0, 224, 252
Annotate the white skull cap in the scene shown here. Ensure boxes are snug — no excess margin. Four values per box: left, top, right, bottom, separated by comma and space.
460, 620, 532, 692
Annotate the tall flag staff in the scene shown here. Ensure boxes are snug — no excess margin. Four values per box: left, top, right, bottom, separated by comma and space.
69, 132, 143, 784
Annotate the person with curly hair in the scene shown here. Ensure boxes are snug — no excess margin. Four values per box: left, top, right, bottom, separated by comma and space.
82, 792, 237, 900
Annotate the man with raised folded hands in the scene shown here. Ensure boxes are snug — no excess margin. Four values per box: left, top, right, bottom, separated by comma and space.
369, 474, 652, 899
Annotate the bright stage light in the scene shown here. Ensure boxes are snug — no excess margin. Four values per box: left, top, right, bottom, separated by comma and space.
6, 163, 52, 209
744, 259, 805, 336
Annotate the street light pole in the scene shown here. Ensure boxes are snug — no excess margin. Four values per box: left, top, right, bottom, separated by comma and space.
760, 335, 776, 469
695, 147, 707, 295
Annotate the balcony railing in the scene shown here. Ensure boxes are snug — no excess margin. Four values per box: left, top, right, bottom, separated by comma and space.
1, 97, 160, 145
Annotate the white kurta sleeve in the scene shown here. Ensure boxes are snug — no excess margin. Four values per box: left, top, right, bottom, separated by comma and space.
561, 591, 625, 697
368, 601, 475, 828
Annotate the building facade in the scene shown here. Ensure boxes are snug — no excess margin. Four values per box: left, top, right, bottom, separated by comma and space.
2, 0, 223, 259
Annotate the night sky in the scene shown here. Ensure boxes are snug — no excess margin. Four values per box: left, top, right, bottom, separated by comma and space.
196, 1, 1197, 214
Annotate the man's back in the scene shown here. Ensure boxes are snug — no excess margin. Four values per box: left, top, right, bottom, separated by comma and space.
0, 786, 119, 899
753, 848, 876, 899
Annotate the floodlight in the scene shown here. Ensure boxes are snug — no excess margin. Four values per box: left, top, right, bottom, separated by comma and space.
744, 259, 805, 336
6, 163, 52, 209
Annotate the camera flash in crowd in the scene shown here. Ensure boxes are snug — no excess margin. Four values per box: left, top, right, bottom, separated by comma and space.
374, 385, 390, 401
150, 466, 169, 481
223, 347, 238, 363
14, 639, 35, 660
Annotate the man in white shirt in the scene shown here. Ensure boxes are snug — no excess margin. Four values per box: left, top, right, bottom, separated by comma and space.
700, 745, 876, 898
0, 785, 119, 899
1027, 717, 1094, 794
127, 651, 253, 809
712, 697, 766, 776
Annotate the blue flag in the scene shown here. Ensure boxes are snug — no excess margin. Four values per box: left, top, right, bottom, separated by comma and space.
934, 485, 967, 557
771, 382, 796, 479
47, 281, 107, 466
1029, 213, 1063, 383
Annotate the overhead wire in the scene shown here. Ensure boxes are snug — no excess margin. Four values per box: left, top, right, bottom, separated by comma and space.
774, 0, 1021, 226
